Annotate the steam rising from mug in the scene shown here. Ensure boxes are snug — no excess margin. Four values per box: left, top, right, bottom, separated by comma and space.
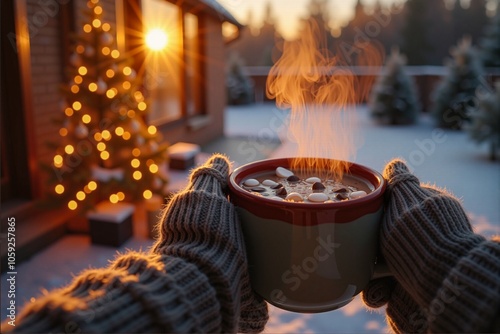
266, 19, 383, 180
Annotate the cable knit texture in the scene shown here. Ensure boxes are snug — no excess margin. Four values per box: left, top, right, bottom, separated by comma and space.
379, 159, 500, 333
6, 154, 268, 333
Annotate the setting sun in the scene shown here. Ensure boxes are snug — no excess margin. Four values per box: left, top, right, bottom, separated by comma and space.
145, 28, 168, 50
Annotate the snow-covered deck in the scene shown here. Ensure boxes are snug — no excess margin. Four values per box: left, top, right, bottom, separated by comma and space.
1, 103, 498, 333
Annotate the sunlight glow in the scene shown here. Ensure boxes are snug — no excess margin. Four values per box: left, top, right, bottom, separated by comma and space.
145, 29, 168, 51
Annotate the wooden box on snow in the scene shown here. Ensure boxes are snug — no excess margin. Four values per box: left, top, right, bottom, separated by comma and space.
87, 201, 135, 247
168, 142, 200, 170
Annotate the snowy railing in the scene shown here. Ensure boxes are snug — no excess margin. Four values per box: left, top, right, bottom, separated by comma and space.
243, 66, 500, 111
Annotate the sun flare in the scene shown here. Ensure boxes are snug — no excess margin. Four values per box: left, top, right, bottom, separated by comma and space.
145, 29, 168, 51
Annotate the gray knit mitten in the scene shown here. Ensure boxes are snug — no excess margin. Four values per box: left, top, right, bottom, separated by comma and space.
152, 154, 268, 333
376, 159, 500, 333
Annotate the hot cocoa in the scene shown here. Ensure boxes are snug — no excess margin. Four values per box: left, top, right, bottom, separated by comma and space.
240, 166, 373, 203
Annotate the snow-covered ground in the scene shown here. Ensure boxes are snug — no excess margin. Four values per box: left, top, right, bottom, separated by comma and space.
1, 103, 498, 333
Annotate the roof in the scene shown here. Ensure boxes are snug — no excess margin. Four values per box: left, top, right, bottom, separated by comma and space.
198, 0, 243, 28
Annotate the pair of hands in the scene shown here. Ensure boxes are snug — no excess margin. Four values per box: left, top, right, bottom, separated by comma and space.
173, 154, 476, 333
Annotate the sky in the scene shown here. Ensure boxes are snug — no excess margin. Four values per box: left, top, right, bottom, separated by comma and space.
217, 0, 402, 40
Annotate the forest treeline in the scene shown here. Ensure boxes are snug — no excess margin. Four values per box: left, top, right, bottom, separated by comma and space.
228, 0, 496, 67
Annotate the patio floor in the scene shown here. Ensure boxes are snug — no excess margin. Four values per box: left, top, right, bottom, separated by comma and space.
1, 103, 499, 333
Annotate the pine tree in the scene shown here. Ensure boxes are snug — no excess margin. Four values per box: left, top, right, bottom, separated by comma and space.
480, 12, 500, 68
45, 0, 168, 213
226, 52, 254, 105
369, 48, 419, 125
400, 0, 433, 65
432, 37, 485, 129
467, 82, 500, 161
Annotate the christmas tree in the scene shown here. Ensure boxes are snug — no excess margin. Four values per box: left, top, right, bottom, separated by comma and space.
467, 82, 500, 161
45, 0, 168, 213
480, 12, 500, 68
432, 37, 485, 129
369, 48, 419, 125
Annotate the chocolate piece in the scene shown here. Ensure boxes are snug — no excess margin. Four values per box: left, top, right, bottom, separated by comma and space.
335, 193, 348, 200
276, 187, 287, 196
251, 187, 266, 193
286, 175, 300, 183
312, 182, 326, 192
271, 183, 284, 189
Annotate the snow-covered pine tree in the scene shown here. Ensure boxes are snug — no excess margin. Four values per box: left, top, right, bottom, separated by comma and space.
44, 0, 168, 213
369, 48, 419, 125
226, 52, 254, 105
480, 12, 500, 68
467, 82, 500, 161
432, 37, 485, 129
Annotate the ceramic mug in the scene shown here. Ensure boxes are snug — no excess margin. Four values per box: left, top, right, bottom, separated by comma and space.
228, 157, 388, 313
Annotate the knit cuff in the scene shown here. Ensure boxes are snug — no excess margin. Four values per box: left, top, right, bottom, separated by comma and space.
386, 283, 428, 334
11, 252, 221, 333
428, 239, 500, 333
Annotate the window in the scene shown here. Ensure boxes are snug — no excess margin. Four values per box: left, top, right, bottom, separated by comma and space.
143, 0, 183, 125
141, 0, 204, 125
184, 12, 202, 117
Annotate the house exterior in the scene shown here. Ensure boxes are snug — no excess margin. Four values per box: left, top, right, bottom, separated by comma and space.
1, 0, 241, 265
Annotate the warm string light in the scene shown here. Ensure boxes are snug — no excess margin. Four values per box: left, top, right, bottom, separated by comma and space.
82, 114, 91, 124
149, 164, 158, 173
147, 125, 157, 135
115, 127, 124, 136
101, 130, 111, 140
143, 189, 152, 199
65, 107, 74, 116
78, 66, 88, 75
123, 67, 132, 76
72, 101, 82, 110
131, 158, 140, 168
138, 102, 147, 111
76, 191, 86, 201
133, 171, 142, 180
54, 155, 63, 167
55, 184, 65, 194
102, 47, 110, 56
132, 148, 141, 157
65, 145, 74, 154
109, 192, 125, 203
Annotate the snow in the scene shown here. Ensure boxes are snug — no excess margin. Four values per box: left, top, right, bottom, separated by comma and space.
1, 103, 499, 333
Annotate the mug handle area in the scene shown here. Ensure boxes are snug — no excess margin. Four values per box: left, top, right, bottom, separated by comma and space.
372, 261, 392, 279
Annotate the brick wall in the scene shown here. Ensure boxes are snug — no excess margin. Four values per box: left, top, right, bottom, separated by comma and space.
26, 0, 66, 196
